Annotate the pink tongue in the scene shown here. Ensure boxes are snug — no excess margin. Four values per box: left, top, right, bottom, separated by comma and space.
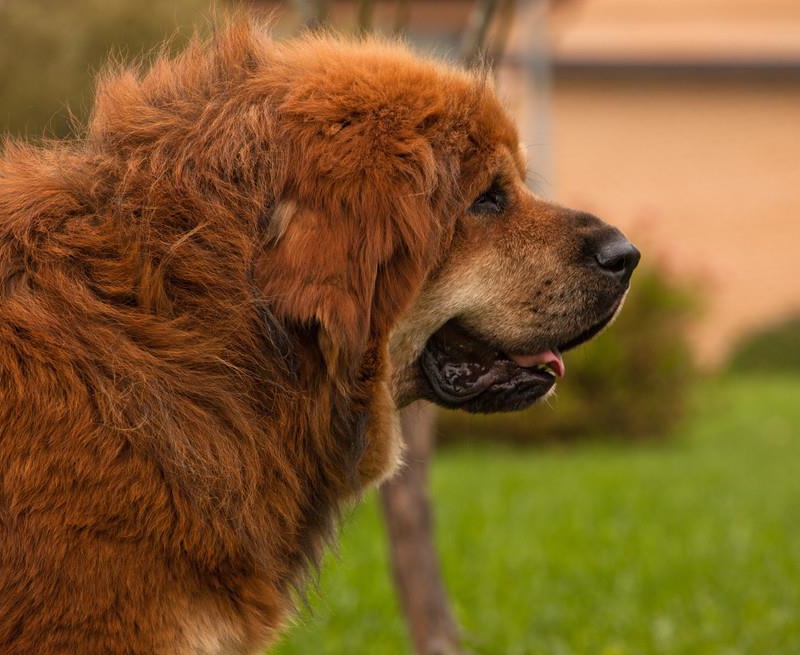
509, 350, 565, 377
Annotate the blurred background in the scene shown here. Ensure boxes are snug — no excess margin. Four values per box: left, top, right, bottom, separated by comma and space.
2, 1, 799, 653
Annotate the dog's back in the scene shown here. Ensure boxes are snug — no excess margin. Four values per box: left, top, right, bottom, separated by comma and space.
0, 145, 210, 653
0, 70, 296, 655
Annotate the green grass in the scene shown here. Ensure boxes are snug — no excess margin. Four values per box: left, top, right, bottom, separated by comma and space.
274, 376, 800, 654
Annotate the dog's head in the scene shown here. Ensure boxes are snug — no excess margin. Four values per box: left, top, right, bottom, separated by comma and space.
249, 34, 638, 480
390, 155, 641, 414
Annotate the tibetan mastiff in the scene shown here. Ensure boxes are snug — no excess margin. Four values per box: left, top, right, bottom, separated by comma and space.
0, 19, 638, 655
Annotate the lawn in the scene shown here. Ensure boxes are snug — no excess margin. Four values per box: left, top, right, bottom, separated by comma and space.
274, 375, 800, 654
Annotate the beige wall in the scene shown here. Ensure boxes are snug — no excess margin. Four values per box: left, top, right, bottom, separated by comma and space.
550, 0, 800, 63
549, 73, 800, 366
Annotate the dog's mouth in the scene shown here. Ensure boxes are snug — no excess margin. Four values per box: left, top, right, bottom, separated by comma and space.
419, 306, 620, 413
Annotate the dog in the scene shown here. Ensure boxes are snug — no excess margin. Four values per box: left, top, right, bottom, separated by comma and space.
0, 19, 639, 655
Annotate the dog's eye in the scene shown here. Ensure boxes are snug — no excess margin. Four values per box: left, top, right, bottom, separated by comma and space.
469, 180, 506, 214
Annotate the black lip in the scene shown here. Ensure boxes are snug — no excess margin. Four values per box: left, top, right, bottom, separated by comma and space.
418, 321, 556, 414
421, 358, 555, 413
421, 347, 555, 404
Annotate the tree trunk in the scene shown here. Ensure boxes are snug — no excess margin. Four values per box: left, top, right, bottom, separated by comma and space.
379, 402, 465, 655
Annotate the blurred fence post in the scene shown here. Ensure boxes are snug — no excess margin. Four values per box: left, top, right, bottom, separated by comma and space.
379, 401, 463, 655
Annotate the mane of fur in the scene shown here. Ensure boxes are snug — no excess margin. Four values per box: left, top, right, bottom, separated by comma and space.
0, 18, 503, 652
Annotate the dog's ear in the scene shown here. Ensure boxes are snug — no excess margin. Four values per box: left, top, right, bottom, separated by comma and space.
256, 201, 387, 377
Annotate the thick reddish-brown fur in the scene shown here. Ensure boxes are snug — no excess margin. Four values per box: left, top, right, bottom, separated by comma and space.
0, 19, 516, 655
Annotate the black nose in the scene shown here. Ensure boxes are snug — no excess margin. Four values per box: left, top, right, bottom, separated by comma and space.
594, 231, 641, 284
